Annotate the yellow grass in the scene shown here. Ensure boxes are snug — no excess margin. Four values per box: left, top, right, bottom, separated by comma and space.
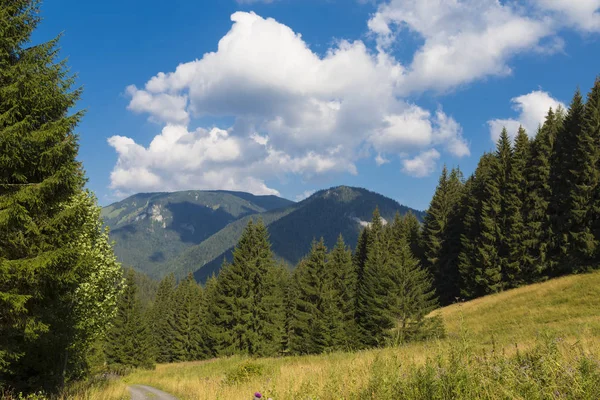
83, 270, 600, 399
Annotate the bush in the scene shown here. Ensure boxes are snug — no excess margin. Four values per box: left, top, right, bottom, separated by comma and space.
224, 361, 265, 385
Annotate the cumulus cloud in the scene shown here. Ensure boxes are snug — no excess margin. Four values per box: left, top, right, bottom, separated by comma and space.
532, 0, 600, 32
110, 12, 470, 196
368, 0, 560, 93
401, 149, 441, 177
488, 90, 565, 142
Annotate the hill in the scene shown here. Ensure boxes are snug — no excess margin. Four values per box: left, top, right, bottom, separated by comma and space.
102, 186, 424, 280
80, 270, 600, 399
101, 190, 293, 278
189, 185, 424, 281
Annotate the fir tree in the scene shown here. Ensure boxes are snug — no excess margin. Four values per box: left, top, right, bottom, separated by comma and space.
0, 1, 121, 391
200, 274, 219, 358
523, 109, 561, 280
151, 274, 177, 363
387, 236, 442, 345
172, 274, 206, 362
212, 220, 284, 356
105, 271, 154, 369
568, 79, 600, 271
459, 154, 502, 297
289, 239, 331, 354
355, 208, 394, 347
549, 91, 585, 272
506, 127, 530, 286
327, 235, 357, 350
422, 166, 464, 304
403, 211, 425, 263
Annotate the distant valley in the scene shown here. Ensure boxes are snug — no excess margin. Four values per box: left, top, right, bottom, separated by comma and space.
101, 186, 424, 281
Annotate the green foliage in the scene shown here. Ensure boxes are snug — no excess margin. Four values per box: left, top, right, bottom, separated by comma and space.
211, 220, 285, 357
422, 166, 464, 304
0, 2, 123, 391
459, 154, 502, 298
223, 361, 264, 386
327, 235, 358, 350
150, 274, 176, 363
172, 274, 207, 362
523, 109, 562, 279
104, 270, 154, 370
289, 239, 332, 354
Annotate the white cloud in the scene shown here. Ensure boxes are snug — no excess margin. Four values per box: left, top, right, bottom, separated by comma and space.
401, 149, 441, 177
532, 0, 600, 32
368, 0, 558, 93
110, 12, 469, 195
488, 90, 565, 142
126, 85, 189, 125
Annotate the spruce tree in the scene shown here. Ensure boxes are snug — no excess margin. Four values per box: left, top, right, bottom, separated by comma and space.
355, 208, 394, 347
506, 127, 530, 286
403, 211, 425, 263
172, 274, 206, 362
212, 219, 284, 356
151, 274, 177, 363
0, 1, 121, 391
105, 271, 154, 369
422, 166, 464, 304
387, 235, 442, 345
568, 79, 600, 271
459, 154, 502, 297
200, 274, 219, 358
289, 239, 331, 354
523, 109, 561, 280
327, 235, 357, 350
549, 91, 585, 272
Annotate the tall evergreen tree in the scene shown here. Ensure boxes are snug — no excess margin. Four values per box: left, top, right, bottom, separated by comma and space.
387, 235, 442, 345
151, 274, 177, 363
549, 91, 585, 272
289, 239, 331, 354
105, 271, 154, 369
0, 1, 121, 391
212, 219, 284, 356
200, 274, 219, 358
506, 127, 530, 286
355, 208, 394, 347
567, 79, 600, 271
523, 109, 561, 280
172, 274, 207, 362
422, 166, 464, 304
327, 235, 357, 350
403, 211, 425, 263
459, 154, 502, 298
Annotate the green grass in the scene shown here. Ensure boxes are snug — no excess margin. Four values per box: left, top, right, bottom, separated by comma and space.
77, 270, 600, 399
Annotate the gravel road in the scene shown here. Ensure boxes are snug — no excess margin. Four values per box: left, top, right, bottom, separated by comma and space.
129, 384, 179, 400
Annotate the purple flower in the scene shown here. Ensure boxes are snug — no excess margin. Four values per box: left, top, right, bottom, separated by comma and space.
254, 393, 262, 399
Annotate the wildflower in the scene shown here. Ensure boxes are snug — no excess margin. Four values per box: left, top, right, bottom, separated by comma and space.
254, 392, 262, 399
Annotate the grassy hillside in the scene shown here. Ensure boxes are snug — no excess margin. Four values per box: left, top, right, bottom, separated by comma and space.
76, 270, 600, 399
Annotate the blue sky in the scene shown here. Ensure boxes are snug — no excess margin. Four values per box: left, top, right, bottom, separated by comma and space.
33, 0, 599, 210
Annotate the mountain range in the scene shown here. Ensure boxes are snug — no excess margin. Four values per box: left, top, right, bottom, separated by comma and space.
101, 186, 424, 281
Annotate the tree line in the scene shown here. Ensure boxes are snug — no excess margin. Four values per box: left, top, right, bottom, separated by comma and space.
421, 79, 600, 305
107, 215, 443, 367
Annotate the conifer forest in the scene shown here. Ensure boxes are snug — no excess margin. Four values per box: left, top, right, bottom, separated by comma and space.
2, 0, 600, 398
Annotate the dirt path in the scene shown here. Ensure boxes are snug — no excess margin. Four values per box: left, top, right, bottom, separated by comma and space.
128, 384, 179, 400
